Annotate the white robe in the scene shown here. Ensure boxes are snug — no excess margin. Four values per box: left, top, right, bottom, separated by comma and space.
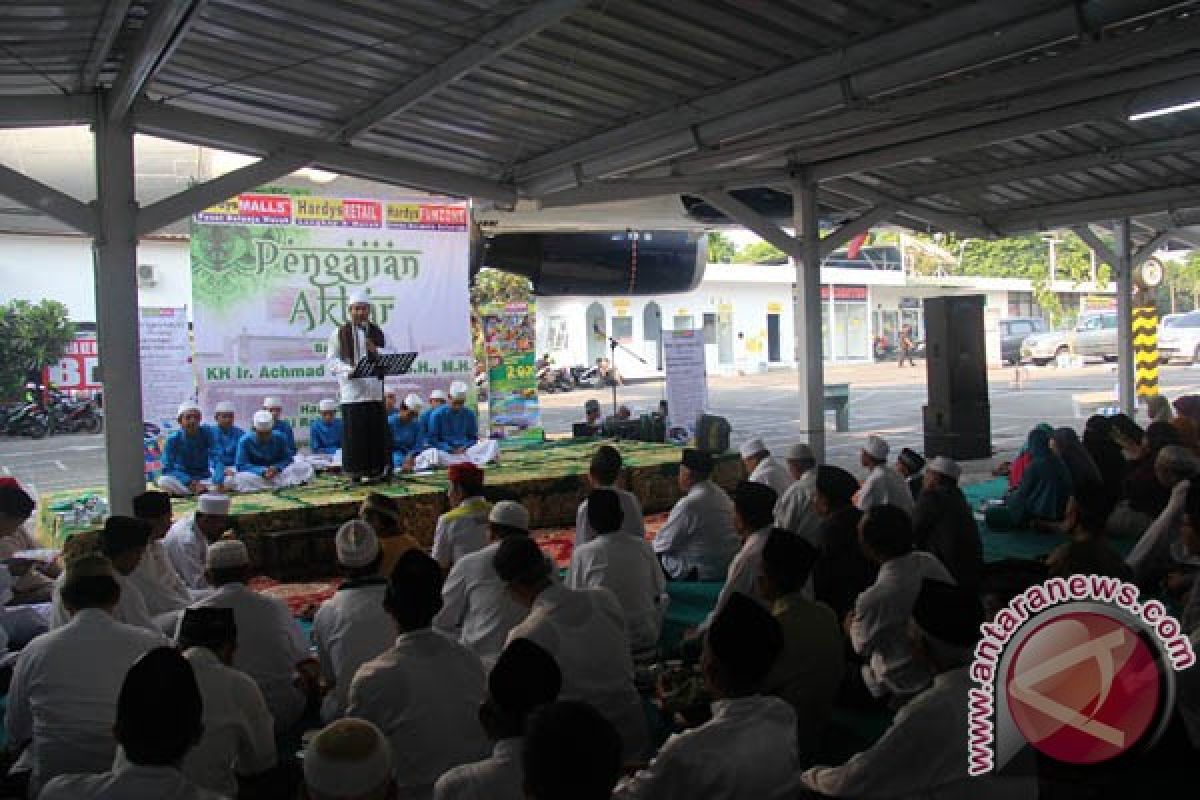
856, 464, 915, 514
652, 481, 739, 581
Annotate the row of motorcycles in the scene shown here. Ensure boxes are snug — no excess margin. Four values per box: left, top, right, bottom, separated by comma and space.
537, 362, 610, 393
1, 387, 103, 439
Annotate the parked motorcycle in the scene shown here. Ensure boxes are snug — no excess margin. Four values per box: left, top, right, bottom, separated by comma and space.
0, 401, 50, 439
48, 390, 103, 434
536, 365, 575, 393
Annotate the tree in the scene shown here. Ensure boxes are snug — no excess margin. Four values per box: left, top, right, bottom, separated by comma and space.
470, 268, 532, 307
706, 231, 737, 263
736, 240, 788, 264
0, 299, 75, 400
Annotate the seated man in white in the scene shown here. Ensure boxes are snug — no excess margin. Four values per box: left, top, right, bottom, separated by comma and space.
50, 516, 159, 634
6, 555, 167, 797
740, 437, 794, 496
653, 448, 739, 582
183, 540, 316, 733
774, 443, 822, 546
40, 646, 224, 800
856, 434, 914, 514
573, 444, 646, 547
163, 492, 232, 590
434, 501, 533, 671
302, 718, 394, 800
158, 401, 217, 497
568, 489, 667, 656
849, 504, 954, 703
431, 462, 492, 572
232, 410, 314, 492
130, 490, 195, 630
495, 535, 649, 760
347, 550, 490, 798
176, 607, 277, 797
434, 637, 562, 800
415, 381, 499, 470
614, 593, 798, 799
313, 519, 396, 722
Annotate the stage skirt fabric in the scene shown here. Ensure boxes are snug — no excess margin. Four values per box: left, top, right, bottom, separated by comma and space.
342, 400, 390, 475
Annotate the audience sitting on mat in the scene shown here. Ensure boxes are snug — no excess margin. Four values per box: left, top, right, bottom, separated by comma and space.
739, 438, 793, 496
1083, 414, 1128, 500
360, 492, 420, 578
810, 465, 876, 621
302, 718, 394, 800
1045, 483, 1131, 582
574, 445, 646, 547
895, 447, 926, 502
911, 456, 983, 591
1125, 445, 1200, 591
431, 463, 491, 573
774, 443, 821, 545
652, 448, 738, 582
986, 425, 1071, 531
0, 479, 59, 604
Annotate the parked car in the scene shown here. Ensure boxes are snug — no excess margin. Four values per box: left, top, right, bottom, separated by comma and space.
999, 317, 1046, 365
1020, 311, 1119, 365
1158, 310, 1200, 364
1021, 327, 1073, 366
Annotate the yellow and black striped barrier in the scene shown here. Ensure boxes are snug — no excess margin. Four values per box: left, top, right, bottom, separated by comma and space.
1133, 307, 1158, 397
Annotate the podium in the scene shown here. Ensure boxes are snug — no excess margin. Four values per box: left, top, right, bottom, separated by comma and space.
344, 352, 417, 484
350, 352, 418, 382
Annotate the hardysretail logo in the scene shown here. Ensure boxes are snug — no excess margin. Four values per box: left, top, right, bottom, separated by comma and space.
967, 574, 1195, 775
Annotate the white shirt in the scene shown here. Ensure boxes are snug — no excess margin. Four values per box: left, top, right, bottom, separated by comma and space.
652, 480, 739, 581
567, 531, 667, 653
434, 540, 528, 671
41, 763, 229, 800
312, 579, 395, 721
508, 584, 648, 759
180, 647, 277, 796
326, 325, 384, 404
129, 539, 193, 616
574, 485, 646, 547
774, 469, 821, 546
749, 456, 795, 497
800, 667, 1038, 799
431, 498, 491, 569
163, 516, 210, 590
433, 737, 523, 800
183, 583, 309, 727
850, 552, 954, 699
614, 695, 798, 800
6, 609, 167, 796
49, 570, 159, 635
347, 628, 489, 799
857, 464, 915, 514
699, 527, 771, 631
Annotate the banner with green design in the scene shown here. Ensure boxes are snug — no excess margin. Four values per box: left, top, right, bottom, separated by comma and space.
481, 301, 542, 443
190, 191, 472, 442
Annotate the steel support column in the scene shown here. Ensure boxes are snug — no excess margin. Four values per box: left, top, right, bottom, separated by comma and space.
1114, 219, 1136, 415
793, 177, 826, 460
93, 100, 145, 514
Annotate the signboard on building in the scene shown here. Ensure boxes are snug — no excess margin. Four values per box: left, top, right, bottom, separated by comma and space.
45, 336, 101, 394
663, 329, 708, 437
820, 285, 868, 301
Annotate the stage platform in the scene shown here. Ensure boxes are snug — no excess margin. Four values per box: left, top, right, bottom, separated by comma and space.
39, 440, 741, 580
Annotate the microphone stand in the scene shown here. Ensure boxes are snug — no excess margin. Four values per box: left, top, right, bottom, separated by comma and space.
597, 328, 648, 418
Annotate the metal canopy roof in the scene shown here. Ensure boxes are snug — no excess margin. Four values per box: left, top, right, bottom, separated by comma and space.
3, 0, 1200, 247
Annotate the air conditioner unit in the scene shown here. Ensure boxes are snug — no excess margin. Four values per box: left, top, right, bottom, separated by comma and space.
136, 263, 157, 288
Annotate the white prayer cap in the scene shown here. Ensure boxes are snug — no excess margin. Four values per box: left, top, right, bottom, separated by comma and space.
430, 389, 447, 401
489, 500, 530, 530
303, 718, 392, 799
786, 443, 815, 462
318, 399, 338, 413
252, 410, 274, 431
739, 438, 768, 459
863, 434, 889, 460
404, 393, 423, 411
196, 493, 231, 516
263, 397, 282, 409
205, 539, 249, 570
335, 519, 379, 568
348, 290, 371, 307
214, 401, 235, 414
449, 381, 468, 399
176, 400, 201, 418
928, 456, 961, 480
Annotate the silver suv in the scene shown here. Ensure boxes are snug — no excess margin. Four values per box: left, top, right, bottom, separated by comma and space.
1021, 311, 1118, 365
1159, 311, 1200, 364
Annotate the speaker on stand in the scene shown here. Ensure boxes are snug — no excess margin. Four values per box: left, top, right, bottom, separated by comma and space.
922, 295, 992, 460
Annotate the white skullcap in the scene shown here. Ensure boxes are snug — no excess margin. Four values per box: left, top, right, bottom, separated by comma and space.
928, 456, 961, 480
348, 290, 370, 307
786, 443, 815, 462
177, 400, 202, 418
214, 401, 235, 414
304, 718, 392, 799
336, 519, 380, 568
205, 539, 249, 570
196, 493, 231, 515
404, 393, 423, 411
488, 500, 530, 530
430, 389, 447, 401
318, 399, 338, 413
449, 381, 468, 399
739, 438, 768, 459
252, 410, 274, 431
863, 434, 889, 460
263, 397, 282, 409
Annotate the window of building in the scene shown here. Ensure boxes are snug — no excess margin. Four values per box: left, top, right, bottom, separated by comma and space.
546, 316, 569, 350
1007, 291, 1042, 319
673, 315, 695, 332
611, 316, 633, 341
702, 313, 717, 344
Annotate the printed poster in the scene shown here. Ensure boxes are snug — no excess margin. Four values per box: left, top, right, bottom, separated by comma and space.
663, 329, 708, 438
189, 191, 473, 442
481, 302, 542, 442
139, 307, 193, 434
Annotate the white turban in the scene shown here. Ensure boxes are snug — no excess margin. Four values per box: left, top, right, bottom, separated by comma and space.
252, 410, 274, 431
304, 719, 393, 798
404, 393, 423, 411
348, 290, 370, 307
214, 401, 235, 414
262, 397, 282, 409
449, 381, 468, 400
176, 400, 202, 419
318, 399, 338, 413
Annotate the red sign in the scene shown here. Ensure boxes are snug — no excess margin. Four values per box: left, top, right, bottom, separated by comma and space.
342, 199, 382, 225
46, 337, 101, 391
820, 285, 868, 301
419, 205, 467, 228
238, 193, 292, 222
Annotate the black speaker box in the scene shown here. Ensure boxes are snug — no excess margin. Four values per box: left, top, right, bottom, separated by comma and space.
923, 295, 988, 409
923, 403, 992, 460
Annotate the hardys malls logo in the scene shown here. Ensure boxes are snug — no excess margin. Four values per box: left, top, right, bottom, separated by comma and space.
254, 238, 421, 332
967, 574, 1194, 775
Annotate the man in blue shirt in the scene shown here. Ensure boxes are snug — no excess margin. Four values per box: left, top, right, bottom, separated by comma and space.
310, 399, 344, 456
390, 393, 426, 472
263, 396, 297, 458
419, 389, 446, 445
415, 382, 499, 470
159, 401, 216, 496
233, 411, 314, 492
205, 400, 243, 491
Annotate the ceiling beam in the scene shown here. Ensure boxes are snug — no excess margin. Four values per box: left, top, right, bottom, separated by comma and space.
826, 180, 995, 239
1170, 229, 1200, 250
0, 94, 95, 128
698, 191, 803, 260
1072, 225, 1118, 270
1133, 229, 1176, 268
132, 101, 517, 204
533, 168, 792, 209
0, 163, 96, 235
819, 205, 894, 259
107, 0, 205, 119
992, 184, 1200, 232
335, 0, 588, 141
79, 0, 133, 91
136, 152, 310, 235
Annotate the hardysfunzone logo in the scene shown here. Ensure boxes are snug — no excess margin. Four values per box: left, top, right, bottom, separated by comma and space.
968, 574, 1195, 774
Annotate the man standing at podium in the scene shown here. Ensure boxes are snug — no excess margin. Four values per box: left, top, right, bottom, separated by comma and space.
326, 292, 390, 483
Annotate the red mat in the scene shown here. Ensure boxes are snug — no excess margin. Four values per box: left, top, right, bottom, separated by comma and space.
533, 512, 670, 569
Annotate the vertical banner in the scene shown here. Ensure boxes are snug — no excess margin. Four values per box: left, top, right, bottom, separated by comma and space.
189, 191, 473, 442
481, 301, 542, 442
138, 307, 193, 433
663, 329, 708, 437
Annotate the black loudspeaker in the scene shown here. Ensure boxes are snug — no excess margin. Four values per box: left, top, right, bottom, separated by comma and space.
922, 295, 991, 459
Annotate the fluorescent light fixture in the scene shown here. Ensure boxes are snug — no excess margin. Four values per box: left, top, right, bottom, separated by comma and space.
1129, 98, 1200, 121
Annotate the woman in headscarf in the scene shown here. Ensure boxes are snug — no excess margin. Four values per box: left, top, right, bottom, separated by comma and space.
1146, 394, 1173, 425
1007, 423, 1053, 490
1051, 427, 1102, 494
987, 426, 1072, 531
1174, 395, 1200, 426
1083, 415, 1128, 500
1124, 420, 1182, 518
